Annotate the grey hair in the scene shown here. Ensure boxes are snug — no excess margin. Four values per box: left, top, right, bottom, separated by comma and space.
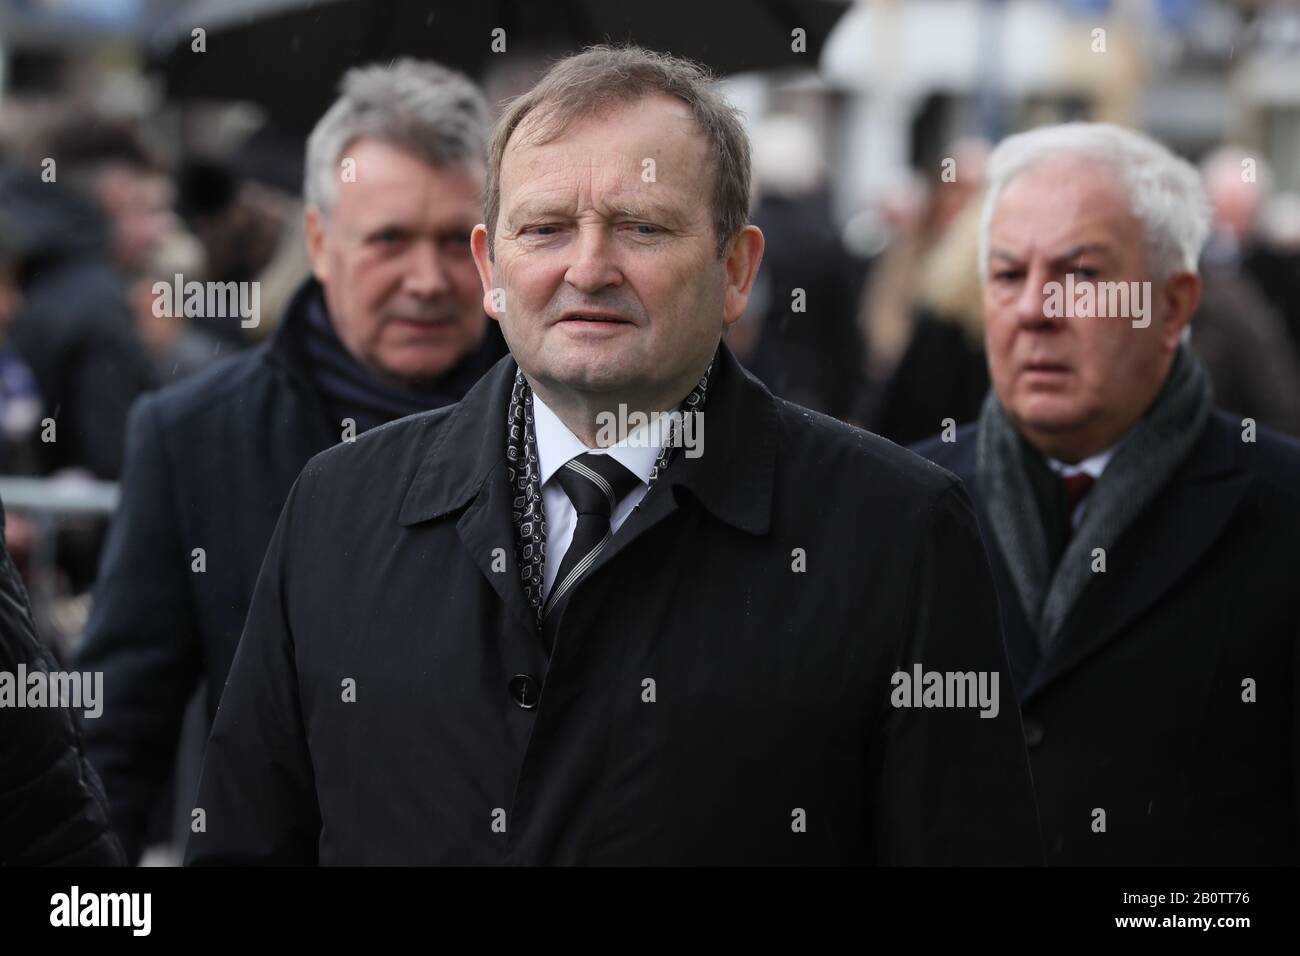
304, 58, 489, 217
978, 122, 1212, 281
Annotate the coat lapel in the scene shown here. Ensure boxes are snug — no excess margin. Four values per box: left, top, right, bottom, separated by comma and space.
1023, 417, 1250, 702
536, 346, 778, 650
397, 354, 539, 635
940, 458, 1042, 698
455, 462, 542, 635
584, 345, 777, 577
975, 496, 1043, 696
396, 347, 779, 637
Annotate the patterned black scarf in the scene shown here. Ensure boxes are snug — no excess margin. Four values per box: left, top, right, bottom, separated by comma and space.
506, 356, 714, 619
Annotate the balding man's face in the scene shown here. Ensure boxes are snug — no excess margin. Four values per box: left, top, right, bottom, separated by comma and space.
472, 94, 760, 416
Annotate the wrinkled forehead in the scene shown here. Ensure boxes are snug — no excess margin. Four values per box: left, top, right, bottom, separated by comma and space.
500, 95, 712, 212
990, 156, 1139, 248
998, 154, 1132, 216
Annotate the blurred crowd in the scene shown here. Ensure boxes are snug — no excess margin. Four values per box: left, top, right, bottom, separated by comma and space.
4, 89, 1300, 636
0, 105, 306, 644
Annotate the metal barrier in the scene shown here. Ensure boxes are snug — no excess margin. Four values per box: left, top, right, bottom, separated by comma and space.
0, 476, 120, 515
0, 475, 120, 660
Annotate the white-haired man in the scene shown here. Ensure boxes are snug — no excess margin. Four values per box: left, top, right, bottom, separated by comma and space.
916, 122, 1300, 865
76, 60, 506, 863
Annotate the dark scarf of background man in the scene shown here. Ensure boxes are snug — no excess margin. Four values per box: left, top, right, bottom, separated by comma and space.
304, 288, 504, 434
975, 344, 1214, 649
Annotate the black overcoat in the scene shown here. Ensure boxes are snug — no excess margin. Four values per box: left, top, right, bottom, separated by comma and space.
916, 413, 1300, 864
187, 347, 1042, 865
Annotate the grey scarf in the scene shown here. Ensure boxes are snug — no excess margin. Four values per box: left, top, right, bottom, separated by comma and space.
975, 345, 1213, 647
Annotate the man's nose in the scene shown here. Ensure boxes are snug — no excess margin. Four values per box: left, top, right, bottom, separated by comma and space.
564, 226, 623, 294
404, 241, 453, 298
1014, 264, 1062, 330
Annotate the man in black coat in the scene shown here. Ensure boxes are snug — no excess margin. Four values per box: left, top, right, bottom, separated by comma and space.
915, 123, 1300, 865
75, 60, 505, 864
186, 46, 1040, 866
0, 158, 154, 480
0, 500, 123, 865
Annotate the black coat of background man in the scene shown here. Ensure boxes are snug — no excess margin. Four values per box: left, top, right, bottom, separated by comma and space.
916, 122, 1300, 865
187, 45, 1041, 866
75, 60, 505, 864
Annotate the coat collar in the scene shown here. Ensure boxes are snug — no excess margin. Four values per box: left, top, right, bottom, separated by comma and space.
252, 277, 337, 451
1021, 412, 1251, 701
917, 416, 1252, 701
397, 342, 777, 537
262, 277, 327, 391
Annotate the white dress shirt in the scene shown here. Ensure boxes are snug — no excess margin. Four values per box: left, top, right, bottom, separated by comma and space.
532, 394, 670, 600
1045, 444, 1118, 530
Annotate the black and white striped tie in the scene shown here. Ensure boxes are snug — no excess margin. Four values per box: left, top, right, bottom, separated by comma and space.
543, 452, 642, 619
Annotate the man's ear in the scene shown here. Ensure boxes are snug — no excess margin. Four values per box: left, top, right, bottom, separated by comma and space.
470, 224, 500, 320
305, 206, 329, 284
1160, 271, 1201, 352
722, 225, 765, 328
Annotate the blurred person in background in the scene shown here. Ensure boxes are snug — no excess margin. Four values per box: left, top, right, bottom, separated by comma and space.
76, 59, 507, 865
1192, 145, 1300, 435
1249, 190, 1300, 364
869, 188, 990, 445
129, 229, 227, 384
177, 134, 304, 350
734, 113, 864, 419
0, 116, 161, 481
916, 123, 1300, 865
0, 213, 42, 476
0, 213, 44, 584
244, 203, 313, 345
854, 138, 993, 444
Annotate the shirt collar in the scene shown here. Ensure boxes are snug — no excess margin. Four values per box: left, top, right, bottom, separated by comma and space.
1046, 443, 1117, 480
532, 392, 664, 488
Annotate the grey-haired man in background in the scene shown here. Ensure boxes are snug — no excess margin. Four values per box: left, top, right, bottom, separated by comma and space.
76, 59, 505, 863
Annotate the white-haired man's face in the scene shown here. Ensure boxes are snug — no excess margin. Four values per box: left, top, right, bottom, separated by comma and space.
982, 154, 1199, 462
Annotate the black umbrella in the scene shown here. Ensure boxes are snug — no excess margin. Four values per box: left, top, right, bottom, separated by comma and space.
150, 0, 848, 132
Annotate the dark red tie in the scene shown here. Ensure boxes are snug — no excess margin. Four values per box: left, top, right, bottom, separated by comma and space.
1061, 472, 1095, 538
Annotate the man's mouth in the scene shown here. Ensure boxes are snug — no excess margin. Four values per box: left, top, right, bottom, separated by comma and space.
389, 315, 457, 327
1023, 360, 1070, 374
558, 312, 634, 325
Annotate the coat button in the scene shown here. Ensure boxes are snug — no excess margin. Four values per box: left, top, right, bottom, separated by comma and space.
508, 673, 541, 710
1022, 718, 1044, 748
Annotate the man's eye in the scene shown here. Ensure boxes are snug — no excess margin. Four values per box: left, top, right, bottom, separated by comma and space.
370, 230, 405, 245
1073, 266, 1101, 279
993, 270, 1022, 283
439, 234, 473, 252
524, 225, 561, 237
624, 223, 661, 236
